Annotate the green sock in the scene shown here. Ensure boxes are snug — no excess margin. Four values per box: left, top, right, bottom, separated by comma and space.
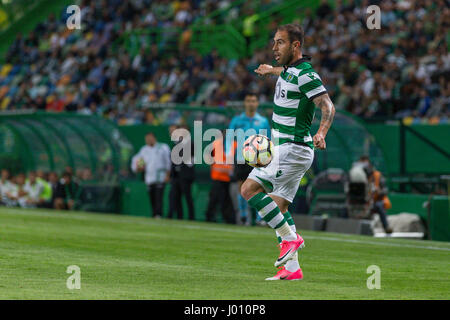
248, 193, 296, 240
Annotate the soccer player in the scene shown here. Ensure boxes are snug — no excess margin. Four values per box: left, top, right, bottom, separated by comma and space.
242, 24, 335, 280
227, 92, 271, 225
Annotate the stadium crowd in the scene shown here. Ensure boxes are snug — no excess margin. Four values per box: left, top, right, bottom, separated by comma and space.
0, 167, 89, 210
0, 0, 448, 125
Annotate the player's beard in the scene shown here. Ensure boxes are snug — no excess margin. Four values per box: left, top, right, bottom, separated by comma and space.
279, 46, 295, 66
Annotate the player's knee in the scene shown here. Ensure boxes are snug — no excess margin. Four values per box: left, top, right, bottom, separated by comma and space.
240, 179, 262, 201
240, 184, 252, 200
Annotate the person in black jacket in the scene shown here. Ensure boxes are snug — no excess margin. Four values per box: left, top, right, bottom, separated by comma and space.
168, 125, 196, 220
53, 171, 81, 210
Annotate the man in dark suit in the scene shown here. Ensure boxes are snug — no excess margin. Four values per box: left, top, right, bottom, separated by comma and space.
168, 125, 196, 220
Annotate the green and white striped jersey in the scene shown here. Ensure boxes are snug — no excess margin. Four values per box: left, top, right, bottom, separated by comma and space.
272, 56, 327, 148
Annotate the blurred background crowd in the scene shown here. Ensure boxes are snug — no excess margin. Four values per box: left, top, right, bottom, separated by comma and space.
0, 167, 89, 210
0, 0, 448, 125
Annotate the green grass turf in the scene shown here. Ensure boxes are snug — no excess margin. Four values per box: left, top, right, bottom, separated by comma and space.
0, 207, 449, 300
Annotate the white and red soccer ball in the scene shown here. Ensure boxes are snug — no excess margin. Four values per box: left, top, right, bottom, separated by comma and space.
242, 134, 274, 168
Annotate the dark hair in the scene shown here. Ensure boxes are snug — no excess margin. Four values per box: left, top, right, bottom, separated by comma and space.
62, 171, 71, 178
146, 131, 155, 137
244, 92, 258, 99
362, 163, 374, 177
277, 23, 304, 47
359, 155, 370, 163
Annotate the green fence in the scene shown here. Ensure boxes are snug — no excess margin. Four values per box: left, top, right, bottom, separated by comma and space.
366, 123, 450, 175
366, 122, 450, 194
387, 193, 429, 220
429, 196, 450, 242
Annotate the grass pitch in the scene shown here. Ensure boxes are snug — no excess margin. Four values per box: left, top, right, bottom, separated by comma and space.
0, 207, 449, 300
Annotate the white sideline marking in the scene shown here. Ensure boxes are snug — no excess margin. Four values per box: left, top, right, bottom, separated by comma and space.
173, 224, 450, 252
303, 235, 450, 252
374, 232, 424, 238
2, 208, 450, 252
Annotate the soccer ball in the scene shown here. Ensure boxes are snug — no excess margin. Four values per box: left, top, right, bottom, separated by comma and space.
137, 158, 145, 170
242, 134, 274, 168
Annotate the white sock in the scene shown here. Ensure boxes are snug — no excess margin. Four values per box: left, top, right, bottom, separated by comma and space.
276, 224, 301, 271
276, 222, 297, 241
285, 252, 300, 272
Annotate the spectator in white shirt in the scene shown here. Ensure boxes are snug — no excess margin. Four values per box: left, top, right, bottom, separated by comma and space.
22, 171, 44, 208
0, 169, 14, 205
131, 132, 171, 218
4, 173, 26, 207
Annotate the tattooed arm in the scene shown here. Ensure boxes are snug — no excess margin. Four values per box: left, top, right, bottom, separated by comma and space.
312, 93, 335, 150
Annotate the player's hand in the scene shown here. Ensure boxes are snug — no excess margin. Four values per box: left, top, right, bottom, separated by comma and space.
254, 64, 274, 76
313, 133, 326, 150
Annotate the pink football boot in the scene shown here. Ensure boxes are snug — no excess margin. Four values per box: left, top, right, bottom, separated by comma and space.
274, 233, 305, 267
265, 266, 303, 281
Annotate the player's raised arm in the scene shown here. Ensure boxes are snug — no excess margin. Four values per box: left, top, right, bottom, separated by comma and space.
312, 93, 335, 150
254, 64, 283, 76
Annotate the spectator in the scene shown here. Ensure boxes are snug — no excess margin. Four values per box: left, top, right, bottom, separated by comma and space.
359, 156, 393, 234
80, 168, 94, 182
36, 171, 55, 209
316, 0, 332, 19
205, 133, 235, 224
4, 176, 19, 206
131, 132, 171, 218
0, 169, 13, 205
168, 125, 196, 220
14, 173, 28, 207
47, 172, 60, 208
54, 171, 81, 210
0, 0, 448, 124
22, 171, 44, 208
